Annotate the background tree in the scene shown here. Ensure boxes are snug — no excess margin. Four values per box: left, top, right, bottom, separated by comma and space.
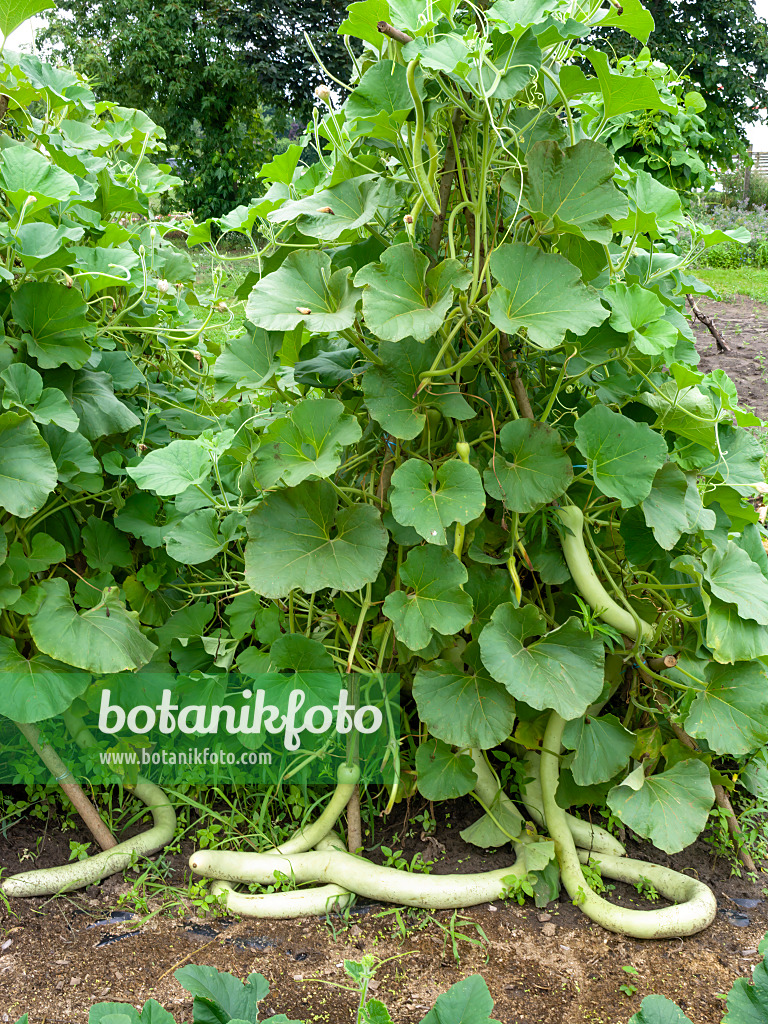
38, 0, 352, 218
594, 0, 768, 166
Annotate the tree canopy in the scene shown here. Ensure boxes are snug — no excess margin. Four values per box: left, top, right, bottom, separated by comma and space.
37, 0, 351, 218
595, 0, 768, 164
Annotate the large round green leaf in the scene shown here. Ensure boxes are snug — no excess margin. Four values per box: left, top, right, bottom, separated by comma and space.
390, 458, 485, 545
268, 177, 388, 240
604, 282, 678, 356
41, 423, 101, 490
0, 0, 55, 40
0, 411, 57, 517
244, 481, 388, 598
684, 661, 768, 756
212, 325, 282, 394
383, 546, 473, 651
612, 168, 684, 238
597, 0, 654, 44
628, 996, 693, 1024
585, 47, 671, 119
723, 957, 768, 1024
703, 593, 768, 665
415, 738, 477, 801
355, 245, 471, 343
49, 369, 140, 439
29, 578, 157, 673
516, 139, 627, 243
703, 423, 765, 497
479, 604, 604, 720
0, 637, 90, 723
363, 337, 475, 440
702, 542, 768, 625
561, 713, 635, 786
607, 759, 713, 854
345, 60, 415, 129
1, 363, 43, 407
82, 516, 133, 571
11, 282, 95, 369
127, 439, 212, 496
488, 243, 608, 349
165, 509, 225, 565
469, 28, 541, 99
71, 246, 141, 293
0, 143, 78, 214
413, 651, 515, 749
574, 405, 668, 507
642, 463, 715, 550
253, 398, 361, 489
245, 251, 361, 333
483, 418, 572, 512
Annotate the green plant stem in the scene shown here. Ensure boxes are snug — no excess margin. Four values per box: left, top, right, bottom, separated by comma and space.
540, 352, 572, 423
518, 751, 626, 856
340, 329, 383, 365
539, 65, 576, 145
483, 356, 519, 418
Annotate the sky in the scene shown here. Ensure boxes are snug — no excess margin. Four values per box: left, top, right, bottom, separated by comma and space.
7, 3, 768, 153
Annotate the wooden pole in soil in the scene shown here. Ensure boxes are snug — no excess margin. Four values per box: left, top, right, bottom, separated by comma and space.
15, 721, 117, 852
687, 295, 730, 353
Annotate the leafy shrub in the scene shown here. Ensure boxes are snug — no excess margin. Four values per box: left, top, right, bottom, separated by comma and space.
1, 0, 767, 942
590, 50, 716, 197
0, 13, 217, 727
690, 198, 768, 267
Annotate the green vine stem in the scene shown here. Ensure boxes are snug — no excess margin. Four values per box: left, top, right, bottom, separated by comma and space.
518, 751, 626, 857
406, 58, 441, 215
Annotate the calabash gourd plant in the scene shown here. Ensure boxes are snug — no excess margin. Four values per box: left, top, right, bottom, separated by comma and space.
184, 0, 766, 937
2, 0, 767, 942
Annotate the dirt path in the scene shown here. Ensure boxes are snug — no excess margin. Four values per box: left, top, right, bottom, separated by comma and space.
694, 295, 768, 421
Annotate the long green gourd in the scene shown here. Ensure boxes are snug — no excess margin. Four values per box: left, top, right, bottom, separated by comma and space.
556, 505, 655, 643
2, 782, 175, 897
406, 58, 441, 215
189, 750, 716, 935
540, 711, 717, 938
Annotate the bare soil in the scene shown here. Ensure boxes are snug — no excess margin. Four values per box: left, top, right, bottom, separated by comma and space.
2, 294, 768, 1024
0, 791, 766, 1024
694, 295, 768, 421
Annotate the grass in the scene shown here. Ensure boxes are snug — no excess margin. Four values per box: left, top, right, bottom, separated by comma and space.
695, 266, 768, 303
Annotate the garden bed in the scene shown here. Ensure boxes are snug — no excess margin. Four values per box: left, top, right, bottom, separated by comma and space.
693, 293, 768, 423
1, 792, 766, 1024
2, 292, 768, 1024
